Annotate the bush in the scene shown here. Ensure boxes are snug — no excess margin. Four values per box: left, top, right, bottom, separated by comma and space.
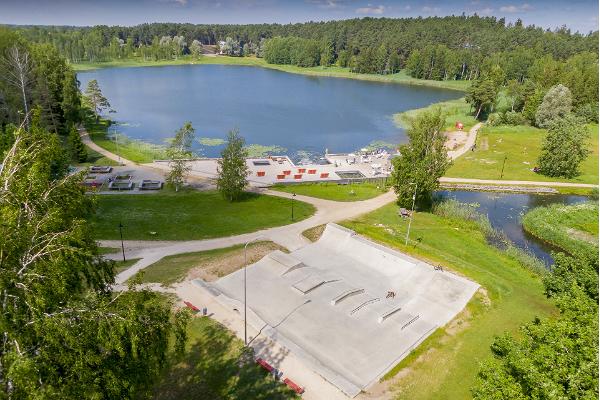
488, 111, 527, 126
535, 84, 573, 128
575, 102, 599, 123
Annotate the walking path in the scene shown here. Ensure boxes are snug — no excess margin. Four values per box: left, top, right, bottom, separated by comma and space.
79, 126, 134, 166
106, 189, 397, 283
447, 122, 481, 160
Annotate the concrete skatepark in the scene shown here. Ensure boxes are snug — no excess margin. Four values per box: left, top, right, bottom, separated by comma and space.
200, 223, 479, 397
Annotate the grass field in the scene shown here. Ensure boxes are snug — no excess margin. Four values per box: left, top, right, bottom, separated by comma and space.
393, 98, 478, 131
446, 124, 599, 184
272, 181, 389, 201
78, 146, 119, 167
90, 190, 315, 240
522, 202, 598, 256
114, 258, 141, 274
84, 115, 167, 164
139, 241, 284, 285
152, 316, 297, 399
341, 204, 554, 399
73, 56, 469, 92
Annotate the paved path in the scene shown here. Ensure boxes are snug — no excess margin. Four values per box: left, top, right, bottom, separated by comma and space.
447, 122, 482, 160
106, 189, 397, 283
79, 126, 135, 166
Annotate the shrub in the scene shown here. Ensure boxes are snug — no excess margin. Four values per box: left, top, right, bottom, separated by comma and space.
535, 84, 573, 128
575, 102, 599, 123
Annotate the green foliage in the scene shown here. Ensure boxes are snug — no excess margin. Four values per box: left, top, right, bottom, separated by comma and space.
0, 123, 183, 398
535, 84, 573, 128
466, 79, 498, 119
68, 124, 87, 163
84, 79, 111, 122
575, 102, 599, 123
166, 121, 195, 192
538, 114, 590, 178
488, 110, 527, 126
263, 36, 323, 67
217, 129, 249, 202
391, 108, 450, 208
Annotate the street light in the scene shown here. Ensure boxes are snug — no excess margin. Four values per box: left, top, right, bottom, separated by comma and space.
404, 182, 418, 246
118, 221, 126, 262
291, 192, 296, 221
243, 235, 266, 346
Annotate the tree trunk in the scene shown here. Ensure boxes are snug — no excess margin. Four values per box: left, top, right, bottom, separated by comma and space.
475, 104, 483, 119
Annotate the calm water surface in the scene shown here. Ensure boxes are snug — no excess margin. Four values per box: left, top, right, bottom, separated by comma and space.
437, 190, 590, 265
78, 65, 462, 159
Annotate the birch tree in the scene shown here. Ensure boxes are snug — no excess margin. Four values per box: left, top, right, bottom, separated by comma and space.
2, 46, 33, 128
166, 121, 195, 192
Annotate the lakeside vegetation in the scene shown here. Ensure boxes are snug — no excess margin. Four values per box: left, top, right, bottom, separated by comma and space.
522, 202, 598, 256
340, 203, 554, 399
272, 181, 388, 202
90, 190, 315, 241
446, 124, 599, 184
73, 55, 470, 91
393, 97, 477, 131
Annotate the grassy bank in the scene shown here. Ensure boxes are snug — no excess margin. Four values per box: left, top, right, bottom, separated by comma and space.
522, 202, 598, 256
446, 124, 599, 184
272, 181, 388, 202
341, 204, 554, 399
152, 316, 297, 399
393, 98, 477, 131
90, 190, 315, 240
139, 241, 284, 285
84, 114, 167, 164
73, 56, 469, 92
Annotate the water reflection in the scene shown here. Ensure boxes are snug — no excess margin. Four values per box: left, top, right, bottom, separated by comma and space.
435, 190, 589, 265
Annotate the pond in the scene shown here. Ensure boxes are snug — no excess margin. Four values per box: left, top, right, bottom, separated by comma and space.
437, 190, 590, 265
78, 65, 462, 160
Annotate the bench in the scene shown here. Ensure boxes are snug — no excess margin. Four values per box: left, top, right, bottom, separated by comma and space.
294, 174, 302, 180
89, 166, 112, 173
320, 173, 329, 178
307, 169, 317, 174
276, 174, 286, 180
183, 301, 200, 312
256, 358, 275, 373
283, 378, 305, 394
257, 171, 266, 177
297, 168, 306, 173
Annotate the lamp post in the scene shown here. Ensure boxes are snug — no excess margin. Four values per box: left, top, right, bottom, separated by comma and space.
405, 183, 417, 246
243, 235, 266, 346
291, 192, 296, 221
113, 126, 122, 166
118, 221, 126, 262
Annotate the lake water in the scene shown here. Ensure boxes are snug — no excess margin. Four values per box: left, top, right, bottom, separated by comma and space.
437, 190, 590, 265
78, 65, 462, 160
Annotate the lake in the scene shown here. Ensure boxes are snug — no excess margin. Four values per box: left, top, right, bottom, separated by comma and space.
437, 190, 590, 265
78, 65, 462, 160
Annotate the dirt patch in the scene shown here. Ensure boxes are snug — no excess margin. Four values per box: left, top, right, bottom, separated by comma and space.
566, 228, 598, 244
445, 130, 468, 151
302, 224, 326, 242
479, 137, 489, 150
185, 242, 287, 282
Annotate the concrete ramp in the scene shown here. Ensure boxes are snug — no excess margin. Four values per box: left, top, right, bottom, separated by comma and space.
209, 223, 479, 397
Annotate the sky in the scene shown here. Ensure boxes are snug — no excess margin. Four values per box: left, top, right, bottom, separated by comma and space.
0, 0, 598, 33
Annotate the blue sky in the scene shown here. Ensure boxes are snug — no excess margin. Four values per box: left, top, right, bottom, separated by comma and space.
0, 0, 598, 33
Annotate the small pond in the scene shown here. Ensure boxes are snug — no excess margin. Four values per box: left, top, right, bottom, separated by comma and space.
436, 190, 591, 265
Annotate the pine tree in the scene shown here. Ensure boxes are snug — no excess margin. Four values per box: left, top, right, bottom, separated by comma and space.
68, 125, 87, 163
84, 79, 111, 122
217, 128, 249, 202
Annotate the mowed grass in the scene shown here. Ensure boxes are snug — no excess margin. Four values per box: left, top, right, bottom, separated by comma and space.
522, 202, 598, 256
272, 182, 389, 201
73, 56, 469, 92
90, 190, 315, 240
151, 317, 297, 399
341, 204, 554, 399
394, 98, 478, 131
84, 115, 167, 164
446, 124, 599, 184
139, 241, 284, 285
77, 146, 119, 167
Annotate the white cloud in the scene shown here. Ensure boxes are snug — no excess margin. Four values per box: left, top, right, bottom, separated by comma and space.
403, 5, 412, 11
306, 0, 348, 9
477, 7, 494, 15
159, 0, 188, 6
421, 5, 441, 12
356, 4, 385, 14
500, 3, 534, 13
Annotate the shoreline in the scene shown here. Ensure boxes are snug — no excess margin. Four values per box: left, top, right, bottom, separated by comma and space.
72, 56, 469, 92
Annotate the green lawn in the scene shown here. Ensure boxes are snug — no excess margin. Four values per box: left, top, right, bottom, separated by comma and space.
139, 241, 283, 285
114, 258, 141, 274
394, 98, 478, 132
522, 202, 598, 256
341, 204, 554, 399
73, 56, 469, 92
84, 115, 167, 164
77, 146, 119, 167
272, 181, 389, 201
446, 124, 599, 184
90, 190, 315, 240
151, 317, 297, 399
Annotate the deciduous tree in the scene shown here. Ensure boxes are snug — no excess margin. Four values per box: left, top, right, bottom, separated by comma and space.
535, 84, 573, 128
166, 121, 195, 192
217, 128, 249, 201
391, 108, 450, 208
